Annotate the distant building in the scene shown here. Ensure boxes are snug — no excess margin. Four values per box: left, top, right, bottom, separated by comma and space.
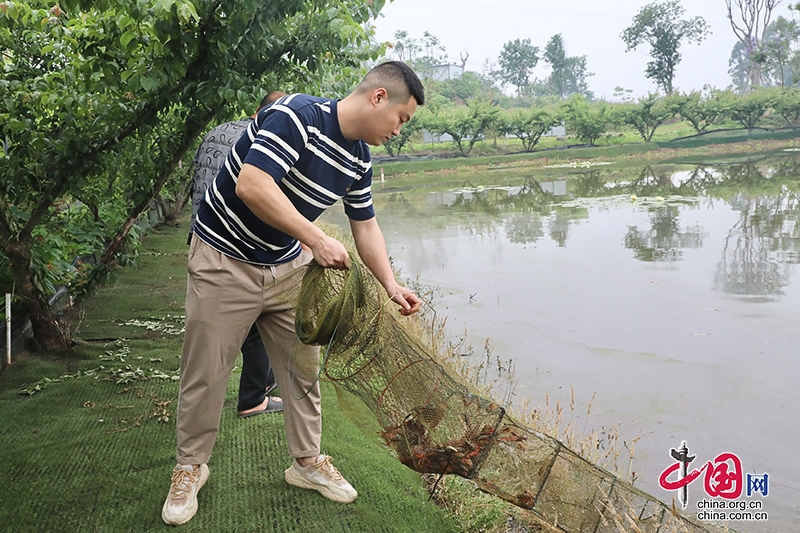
420, 63, 463, 143
543, 124, 567, 137
420, 63, 463, 81
422, 131, 454, 144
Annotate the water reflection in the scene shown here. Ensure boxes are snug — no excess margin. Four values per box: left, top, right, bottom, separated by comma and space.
505, 212, 545, 245
419, 160, 800, 299
715, 193, 800, 299
623, 208, 705, 263
629, 165, 678, 195
426, 178, 567, 210
573, 165, 697, 197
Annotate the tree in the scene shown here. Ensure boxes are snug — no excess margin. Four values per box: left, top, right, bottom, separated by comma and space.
382, 114, 423, 156
728, 13, 800, 91
503, 107, 559, 151
390, 30, 447, 74
674, 90, 727, 133
544, 34, 569, 98
562, 56, 594, 99
561, 95, 613, 145
543, 34, 593, 98
0, 0, 385, 351
618, 93, 675, 142
729, 40, 753, 93
418, 31, 447, 70
726, 87, 776, 127
621, 0, 710, 95
390, 30, 422, 63
458, 51, 469, 70
771, 87, 800, 125
495, 38, 539, 95
437, 71, 497, 104
762, 15, 800, 87
726, 0, 783, 91
613, 86, 636, 103
425, 100, 500, 156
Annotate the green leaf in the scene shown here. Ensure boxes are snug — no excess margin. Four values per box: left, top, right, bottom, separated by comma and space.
139, 75, 158, 92
117, 14, 135, 29
153, 0, 176, 16
6, 2, 19, 21
120, 30, 136, 49
176, 1, 199, 23
329, 18, 344, 33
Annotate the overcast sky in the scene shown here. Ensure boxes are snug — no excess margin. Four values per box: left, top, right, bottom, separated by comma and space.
370, 0, 792, 99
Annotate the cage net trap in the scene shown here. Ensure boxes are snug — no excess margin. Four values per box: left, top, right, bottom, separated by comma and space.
294, 257, 731, 533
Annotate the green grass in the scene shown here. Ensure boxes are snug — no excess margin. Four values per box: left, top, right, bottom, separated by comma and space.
0, 216, 458, 533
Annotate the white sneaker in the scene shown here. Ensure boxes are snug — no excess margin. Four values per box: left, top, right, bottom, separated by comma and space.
284, 454, 357, 503
161, 463, 209, 525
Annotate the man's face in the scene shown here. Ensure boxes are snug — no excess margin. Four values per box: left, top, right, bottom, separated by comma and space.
365, 91, 418, 147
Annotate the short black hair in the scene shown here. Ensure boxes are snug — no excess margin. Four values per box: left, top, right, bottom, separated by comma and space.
356, 61, 425, 106
258, 91, 286, 111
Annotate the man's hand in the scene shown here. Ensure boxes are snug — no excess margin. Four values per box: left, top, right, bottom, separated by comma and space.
309, 234, 351, 270
349, 217, 421, 315
385, 282, 423, 316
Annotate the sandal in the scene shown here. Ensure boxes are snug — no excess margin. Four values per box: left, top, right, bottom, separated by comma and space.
238, 396, 283, 418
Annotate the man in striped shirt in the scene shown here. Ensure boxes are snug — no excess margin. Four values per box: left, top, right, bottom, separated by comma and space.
163, 61, 425, 526
189, 90, 287, 419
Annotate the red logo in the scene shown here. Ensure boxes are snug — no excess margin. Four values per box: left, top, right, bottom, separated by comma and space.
659, 451, 743, 499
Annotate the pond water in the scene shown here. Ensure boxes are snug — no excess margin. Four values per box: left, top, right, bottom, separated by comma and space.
323, 156, 800, 532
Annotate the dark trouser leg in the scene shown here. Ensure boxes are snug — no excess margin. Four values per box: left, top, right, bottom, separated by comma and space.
237, 322, 276, 412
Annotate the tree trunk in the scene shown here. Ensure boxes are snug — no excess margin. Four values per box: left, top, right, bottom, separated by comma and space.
4, 241, 71, 351
99, 106, 220, 266
164, 181, 191, 226
99, 210, 142, 266
164, 160, 193, 226
749, 61, 764, 89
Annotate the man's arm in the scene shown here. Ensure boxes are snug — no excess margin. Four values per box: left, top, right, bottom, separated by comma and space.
350, 217, 422, 316
236, 163, 349, 269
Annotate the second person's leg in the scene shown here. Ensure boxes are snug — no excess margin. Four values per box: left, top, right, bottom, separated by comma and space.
237, 322, 279, 414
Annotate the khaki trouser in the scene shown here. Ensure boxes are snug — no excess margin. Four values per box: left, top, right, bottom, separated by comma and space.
176, 237, 321, 465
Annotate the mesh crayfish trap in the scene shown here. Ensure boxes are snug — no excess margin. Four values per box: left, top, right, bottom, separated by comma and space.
294, 257, 733, 533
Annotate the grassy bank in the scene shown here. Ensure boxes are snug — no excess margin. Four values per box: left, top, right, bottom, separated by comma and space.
376, 128, 800, 184
2, 125, 763, 530
0, 216, 462, 533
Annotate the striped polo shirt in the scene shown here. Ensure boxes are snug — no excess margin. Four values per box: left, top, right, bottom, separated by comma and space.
194, 94, 374, 266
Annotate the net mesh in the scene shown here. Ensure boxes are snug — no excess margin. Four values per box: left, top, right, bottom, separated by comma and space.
295, 257, 732, 533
